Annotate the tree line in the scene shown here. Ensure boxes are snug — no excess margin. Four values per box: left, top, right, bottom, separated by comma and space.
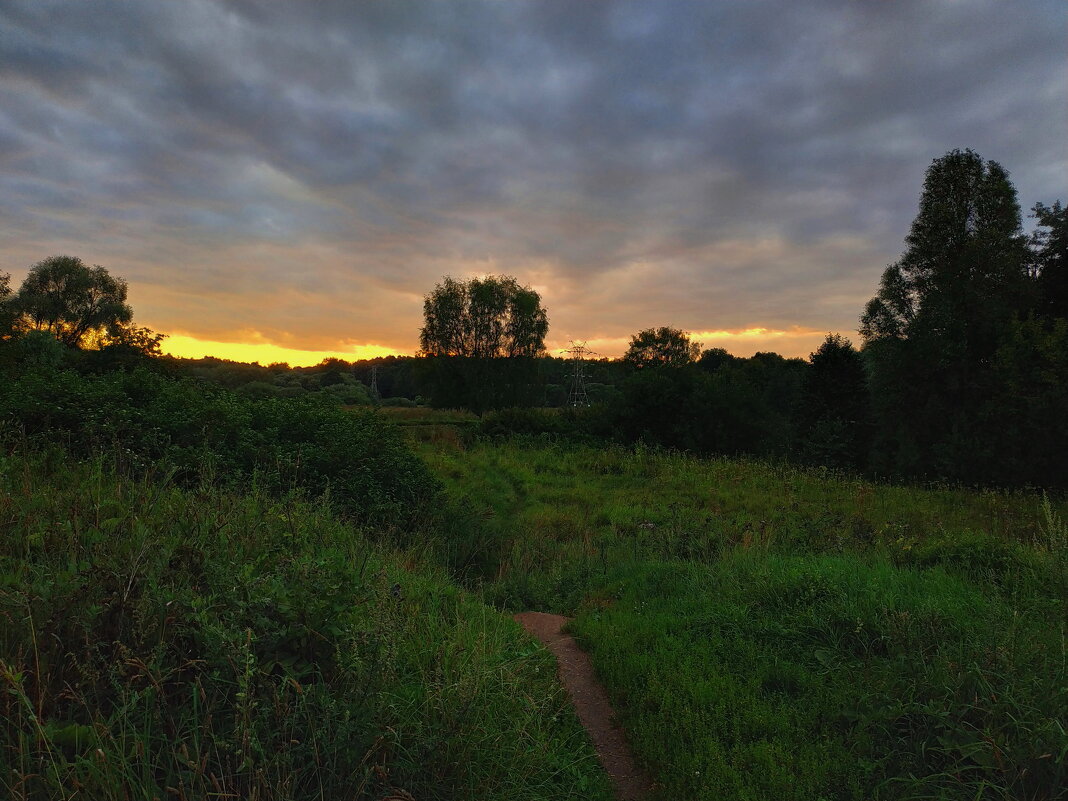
2, 148, 1064, 487
412, 149, 1067, 488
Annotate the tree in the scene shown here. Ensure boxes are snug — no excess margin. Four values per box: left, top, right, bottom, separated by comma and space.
1031, 200, 1068, 319
15, 255, 133, 347
697, 347, 739, 373
419, 275, 548, 412
861, 149, 1027, 349
859, 149, 1029, 481
797, 334, 871, 469
0, 271, 14, 336
622, 327, 701, 370
419, 275, 548, 358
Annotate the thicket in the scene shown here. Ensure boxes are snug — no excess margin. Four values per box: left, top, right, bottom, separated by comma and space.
0, 366, 437, 529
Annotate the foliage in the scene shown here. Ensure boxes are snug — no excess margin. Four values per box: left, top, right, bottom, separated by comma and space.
609, 353, 806, 458
861, 149, 1027, 345
419, 355, 545, 414
0, 367, 439, 528
420, 275, 548, 359
478, 406, 612, 442
859, 150, 1038, 484
796, 334, 872, 469
13, 255, 134, 348
0, 449, 612, 801
1032, 200, 1068, 318
421, 438, 1068, 800
0, 271, 14, 337
983, 316, 1068, 486
417, 275, 549, 412
622, 326, 701, 370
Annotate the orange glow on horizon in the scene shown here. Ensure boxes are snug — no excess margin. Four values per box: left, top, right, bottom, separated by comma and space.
160, 325, 836, 366
161, 334, 406, 366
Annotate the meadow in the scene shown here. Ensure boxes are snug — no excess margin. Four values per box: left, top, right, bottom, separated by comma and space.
3, 359, 1066, 799
0, 369, 613, 800
419, 436, 1068, 800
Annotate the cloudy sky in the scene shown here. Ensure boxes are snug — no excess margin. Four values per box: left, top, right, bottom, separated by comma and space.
1, 0, 1064, 363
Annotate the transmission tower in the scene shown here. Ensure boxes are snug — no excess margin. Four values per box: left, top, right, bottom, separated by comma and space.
369, 364, 381, 402
560, 340, 597, 407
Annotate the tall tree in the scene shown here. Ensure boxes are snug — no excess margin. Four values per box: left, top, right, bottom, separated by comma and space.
1031, 200, 1068, 319
861, 149, 1027, 350
622, 327, 701, 370
15, 255, 133, 347
419, 275, 548, 358
419, 275, 548, 412
859, 149, 1029, 481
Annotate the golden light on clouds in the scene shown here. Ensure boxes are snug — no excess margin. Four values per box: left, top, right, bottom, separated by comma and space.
572, 326, 830, 360
161, 334, 403, 367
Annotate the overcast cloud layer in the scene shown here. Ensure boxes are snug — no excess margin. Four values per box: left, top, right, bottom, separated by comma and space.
1, 0, 1064, 357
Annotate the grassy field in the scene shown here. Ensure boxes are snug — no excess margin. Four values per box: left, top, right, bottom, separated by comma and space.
4, 366, 1066, 800
419, 437, 1068, 800
0, 447, 612, 801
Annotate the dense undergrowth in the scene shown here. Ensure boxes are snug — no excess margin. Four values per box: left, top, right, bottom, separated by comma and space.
0, 367, 614, 800
0, 448, 612, 800
0, 366, 439, 529
421, 437, 1068, 800
5, 358, 1066, 799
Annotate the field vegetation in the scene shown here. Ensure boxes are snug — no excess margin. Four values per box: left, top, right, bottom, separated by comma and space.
2, 145, 1067, 800
420, 437, 1068, 799
0, 366, 611, 800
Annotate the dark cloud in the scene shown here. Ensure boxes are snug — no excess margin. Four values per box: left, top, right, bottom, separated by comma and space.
0, 0, 1063, 354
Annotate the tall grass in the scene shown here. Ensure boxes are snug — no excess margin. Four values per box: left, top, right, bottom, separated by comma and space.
422, 437, 1068, 800
0, 448, 612, 801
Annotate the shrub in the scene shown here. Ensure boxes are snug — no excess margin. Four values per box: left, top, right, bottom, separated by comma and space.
0, 366, 439, 527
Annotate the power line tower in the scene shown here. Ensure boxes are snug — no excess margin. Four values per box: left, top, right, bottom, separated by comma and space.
561, 340, 597, 407
369, 364, 381, 403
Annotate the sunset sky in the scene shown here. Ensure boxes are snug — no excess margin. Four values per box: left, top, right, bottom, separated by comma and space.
1, 1, 1064, 365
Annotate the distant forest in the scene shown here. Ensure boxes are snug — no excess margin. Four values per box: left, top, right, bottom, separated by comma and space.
2, 149, 1065, 488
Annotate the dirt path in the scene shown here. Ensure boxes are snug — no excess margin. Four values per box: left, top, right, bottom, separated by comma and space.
514, 612, 653, 801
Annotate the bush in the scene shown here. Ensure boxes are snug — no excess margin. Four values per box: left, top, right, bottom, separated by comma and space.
479, 406, 612, 441
323, 382, 372, 405
0, 367, 439, 527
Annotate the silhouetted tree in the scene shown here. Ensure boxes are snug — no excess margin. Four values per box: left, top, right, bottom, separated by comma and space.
15, 255, 134, 348
419, 275, 548, 412
1031, 201, 1068, 319
622, 327, 701, 370
420, 275, 547, 358
697, 347, 739, 373
0, 271, 13, 336
860, 150, 1029, 481
797, 334, 871, 469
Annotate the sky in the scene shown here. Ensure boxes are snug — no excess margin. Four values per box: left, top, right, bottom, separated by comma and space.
1, 0, 1064, 365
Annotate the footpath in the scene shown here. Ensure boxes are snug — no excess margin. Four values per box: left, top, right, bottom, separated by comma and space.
514, 612, 653, 801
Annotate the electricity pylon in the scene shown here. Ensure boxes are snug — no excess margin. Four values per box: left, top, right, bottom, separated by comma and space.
369, 364, 381, 402
560, 341, 597, 407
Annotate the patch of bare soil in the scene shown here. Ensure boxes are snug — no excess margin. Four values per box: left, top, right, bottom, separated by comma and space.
514, 612, 653, 801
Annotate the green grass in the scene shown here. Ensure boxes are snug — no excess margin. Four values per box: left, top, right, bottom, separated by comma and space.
420, 437, 1068, 800
372, 406, 480, 426
0, 447, 612, 801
